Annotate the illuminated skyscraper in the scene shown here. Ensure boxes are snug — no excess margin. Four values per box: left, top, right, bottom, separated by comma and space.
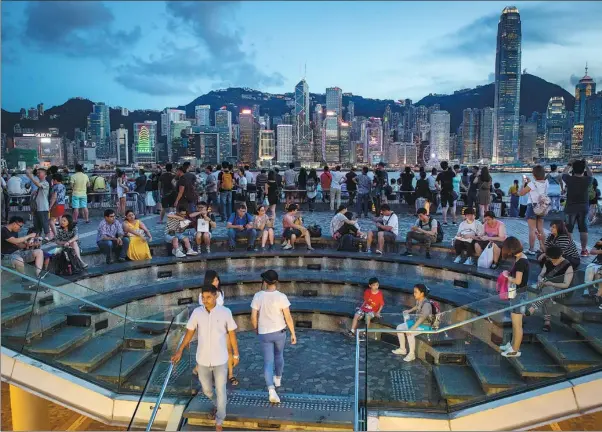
277, 124, 293, 164
313, 104, 324, 162
134, 121, 157, 164
545, 97, 568, 159
583, 92, 602, 156
346, 101, 355, 122
364, 118, 383, 164
195, 105, 211, 127
326, 87, 343, 118
294, 79, 313, 162
461, 108, 480, 163
518, 116, 536, 163
479, 107, 495, 161
215, 108, 232, 162
575, 66, 596, 125
239, 109, 258, 166
161, 108, 186, 161
87, 102, 111, 159
259, 130, 275, 163
340, 121, 351, 164
430, 111, 451, 161
493, 6, 522, 163
323, 111, 340, 164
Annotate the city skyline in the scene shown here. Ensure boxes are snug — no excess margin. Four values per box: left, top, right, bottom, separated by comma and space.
2, 1, 602, 112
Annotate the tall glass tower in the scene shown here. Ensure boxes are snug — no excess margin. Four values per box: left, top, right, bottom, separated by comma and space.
493, 6, 521, 164
294, 79, 313, 162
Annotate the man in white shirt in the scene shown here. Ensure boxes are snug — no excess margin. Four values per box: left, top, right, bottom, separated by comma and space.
7, 175, 24, 196
172, 285, 239, 431
403, 207, 439, 259
251, 270, 297, 404
365, 204, 398, 255
330, 166, 344, 211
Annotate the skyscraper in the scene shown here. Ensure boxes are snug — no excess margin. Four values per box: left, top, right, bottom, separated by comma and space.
239, 109, 258, 166
87, 102, 111, 159
340, 121, 351, 164
134, 121, 157, 165
493, 6, 522, 164
346, 101, 355, 122
518, 116, 536, 163
323, 111, 340, 164
326, 87, 343, 118
383, 105, 392, 158
258, 130, 275, 163
195, 105, 211, 127
294, 79, 313, 162
116, 125, 129, 165
277, 124, 293, 164
575, 66, 596, 124
161, 108, 186, 161
583, 92, 602, 156
313, 104, 324, 163
545, 97, 568, 159
479, 107, 495, 161
215, 108, 232, 162
461, 108, 480, 163
364, 118, 383, 164
430, 111, 451, 161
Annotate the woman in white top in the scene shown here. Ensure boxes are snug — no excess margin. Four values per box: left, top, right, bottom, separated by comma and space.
237, 168, 248, 200
519, 165, 548, 255
546, 164, 563, 213
115, 169, 129, 218
195, 270, 239, 385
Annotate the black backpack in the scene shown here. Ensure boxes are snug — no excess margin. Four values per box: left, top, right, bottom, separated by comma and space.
419, 217, 444, 243
338, 234, 357, 252
54, 247, 85, 276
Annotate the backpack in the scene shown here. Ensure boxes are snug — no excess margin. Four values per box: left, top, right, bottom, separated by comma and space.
54, 247, 85, 276
427, 299, 442, 329
110, 175, 117, 189
307, 224, 322, 238
419, 217, 444, 243
531, 182, 550, 216
589, 184, 596, 201
221, 172, 233, 191
338, 233, 357, 252
306, 178, 317, 193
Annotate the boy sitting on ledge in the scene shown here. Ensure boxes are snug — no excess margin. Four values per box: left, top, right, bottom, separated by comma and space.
349, 277, 384, 337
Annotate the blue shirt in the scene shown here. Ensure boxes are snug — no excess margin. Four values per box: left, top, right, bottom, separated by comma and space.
227, 212, 254, 227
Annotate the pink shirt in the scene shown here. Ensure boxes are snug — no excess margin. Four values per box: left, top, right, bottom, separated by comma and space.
484, 219, 503, 237
283, 213, 296, 229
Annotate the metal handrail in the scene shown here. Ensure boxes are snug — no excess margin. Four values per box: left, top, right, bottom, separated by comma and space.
352, 276, 602, 430
1, 265, 181, 326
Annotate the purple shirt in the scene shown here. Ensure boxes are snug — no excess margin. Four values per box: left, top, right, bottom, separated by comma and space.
96, 219, 124, 242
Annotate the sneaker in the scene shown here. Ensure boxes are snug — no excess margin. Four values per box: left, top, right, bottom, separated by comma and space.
283, 244, 293, 250
525, 249, 536, 256
403, 354, 416, 362
453, 255, 462, 264
490, 263, 499, 270
581, 250, 590, 257
392, 348, 407, 355
425, 252, 432, 259
365, 248, 372, 253
375, 250, 383, 255
464, 257, 474, 265
268, 244, 274, 251
273, 376, 282, 388
402, 251, 413, 257
452, 221, 457, 225
205, 246, 211, 254
268, 388, 281, 404
499, 342, 512, 352
186, 249, 199, 256
173, 249, 186, 258
443, 222, 448, 226
118, 257, 126, 263
501, 350, 521, 358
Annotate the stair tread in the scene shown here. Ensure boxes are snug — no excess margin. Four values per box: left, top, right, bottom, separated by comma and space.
537, 325, 602, 366
92, 349, 153, 380
58, 335, 123, 370
1, 302, 33, 324
27, 326, 92, 354
573, 321, 602, 345
507, 344, 565, 377
2, 313, 65, 339
466, 351, 524, 389
433, 364, 485, 400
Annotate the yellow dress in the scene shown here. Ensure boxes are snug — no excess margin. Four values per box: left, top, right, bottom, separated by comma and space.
124, 220, 152, 261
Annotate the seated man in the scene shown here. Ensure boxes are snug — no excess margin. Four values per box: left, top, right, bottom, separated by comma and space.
1, 216, 44, 278
96, 209, 131, 264
349, 277, 384, 336
189, 202, 217, 254
226, 204, 257, 252
452, 207, 484, 265
365, 204, 398, 255
403, 207, 438, 259
165, 206, 198, 258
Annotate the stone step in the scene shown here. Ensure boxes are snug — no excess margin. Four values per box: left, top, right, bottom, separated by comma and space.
466, 351, 524, 395
536, 325, 602, 372
0, 302, 33, 326
432, 364, 485, 405
92, 349, 153, 384
2, 313, 65, 341
26, 326, 93, 355
572, 321, 602, 355
184, 390, 353, 431
506, 343, 565, 378
57, 335, 123, 372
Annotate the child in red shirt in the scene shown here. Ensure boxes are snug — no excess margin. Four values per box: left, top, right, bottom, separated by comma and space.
349, 277, 385, 335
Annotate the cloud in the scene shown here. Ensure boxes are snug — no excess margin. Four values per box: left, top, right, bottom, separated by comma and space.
487, 72, 495, 83
114, 75, 194, 96
22, 1, 141, 57
115, 1, 284, 95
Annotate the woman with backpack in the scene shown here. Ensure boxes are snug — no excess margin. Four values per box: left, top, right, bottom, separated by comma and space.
518, 165, 549, 255
392, 284, 437, 362
306, 169, 319, 212
53, 214, 87, 270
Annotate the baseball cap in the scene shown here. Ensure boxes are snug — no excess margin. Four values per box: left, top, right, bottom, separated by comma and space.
260, 270, 279, 284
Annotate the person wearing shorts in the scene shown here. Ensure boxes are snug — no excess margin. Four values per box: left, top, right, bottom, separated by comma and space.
562, 159, 593, 256
190, 202, 216, 254
165, 207, 198, 258
70, 164, 90, 224
365, 204, 398, 255
349, 277, 384, 335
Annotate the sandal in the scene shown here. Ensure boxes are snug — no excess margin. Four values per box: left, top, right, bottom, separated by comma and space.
229, 376, 239, 386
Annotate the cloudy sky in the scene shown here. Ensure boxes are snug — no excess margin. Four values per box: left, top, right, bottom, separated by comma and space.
2, 1, 601, 112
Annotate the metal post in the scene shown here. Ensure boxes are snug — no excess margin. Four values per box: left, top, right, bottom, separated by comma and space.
353, 329, 360, 431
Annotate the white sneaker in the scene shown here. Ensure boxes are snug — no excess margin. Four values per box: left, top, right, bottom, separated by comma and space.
273, 376, 282, 388
403, 354, 416, 362
283, 244, 293, 250
464, 257, 474, 265
499, 342, 512, 352
186, 249, 199, 256
453, 255, 462, 264
392, 348, 407, 355
268, 387, 281, 403
206, 246, 211, 254
173, 249, 186, 258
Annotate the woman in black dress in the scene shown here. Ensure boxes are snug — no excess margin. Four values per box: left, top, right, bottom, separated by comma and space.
265, 170, 279, 219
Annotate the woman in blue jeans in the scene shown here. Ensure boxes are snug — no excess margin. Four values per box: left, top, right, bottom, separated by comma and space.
250, 270, 297, 404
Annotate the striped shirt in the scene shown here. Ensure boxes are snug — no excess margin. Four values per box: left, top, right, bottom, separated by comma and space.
544, 234, 580, 261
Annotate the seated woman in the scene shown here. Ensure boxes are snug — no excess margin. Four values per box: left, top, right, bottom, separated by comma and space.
54, 214, 87, 269
392, 283, 434, 362
453, 207, 484, 265
474, 211, 507, 269
123, 210, 152, 261
330, 204, 361, 240
189, 202, 216, 253
254, 205, 275, 251
165, 206, 198, 258
529, 246, 574, 332
282, 204, 314, 251
538, 220, 580, 269
585, 237, 602, 308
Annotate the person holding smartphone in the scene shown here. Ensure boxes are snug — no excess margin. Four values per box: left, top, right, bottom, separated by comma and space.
190, 202, 217, 254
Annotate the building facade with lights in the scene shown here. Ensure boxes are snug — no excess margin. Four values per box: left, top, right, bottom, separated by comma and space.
133, 121, 157, 165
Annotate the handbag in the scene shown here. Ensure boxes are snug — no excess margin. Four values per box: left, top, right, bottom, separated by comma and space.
307, 224, 322, 238
145, 193, 156, 207
477, 242, 494, 268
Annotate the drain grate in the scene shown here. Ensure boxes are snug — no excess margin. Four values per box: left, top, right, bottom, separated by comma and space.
390, 370, 417, 402
196, 391, 353, 412
155, 358, 191, 384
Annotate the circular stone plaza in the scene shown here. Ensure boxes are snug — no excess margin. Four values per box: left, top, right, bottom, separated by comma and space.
2, 203, 602, 431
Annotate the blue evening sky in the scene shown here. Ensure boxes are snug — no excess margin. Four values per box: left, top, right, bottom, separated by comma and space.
2, 1, 601, 112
